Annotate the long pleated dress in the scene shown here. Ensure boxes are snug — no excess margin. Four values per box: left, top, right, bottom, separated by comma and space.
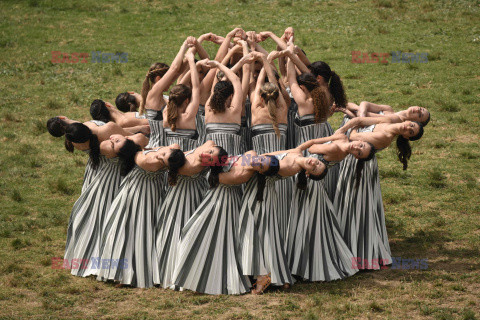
65, 155, 122, 277
238, 153, 293, 286
97, 148, 167, 288
196, 104, 206, 145
81, 120, 107, 192
145, 109, 165, 148
251, 123, 292, 244
294, 114, 338, 201
173, 156, 250, 295
334, 123, 392, 269
153, 134, 208, 289
287, 115, 358, 281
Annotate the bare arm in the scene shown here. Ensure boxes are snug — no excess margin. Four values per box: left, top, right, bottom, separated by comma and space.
184, 50, 200, 120
335, 116, 393, 134
146, 38, 192, 106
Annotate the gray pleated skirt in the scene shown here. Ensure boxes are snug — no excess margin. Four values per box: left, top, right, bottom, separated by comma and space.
97, 166, 166, 288
334, 155, 392, 269
153, 171, 209, 288
287, 178, 358, 281
251, 125, 292, 245
65, 156, 122, 277
173, 184, 250, 295
238, 174, 293, 286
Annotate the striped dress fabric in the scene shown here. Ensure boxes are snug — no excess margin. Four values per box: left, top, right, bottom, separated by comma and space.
65, 156, 122, 277
287, 114, 357, 281
205, 123, 245, 156
164, 127, 199, 151
251, 123, 292, 243
333, 122, 392, 270
152, 143, 208, 289
294, 114, 339, 202
173, 157, 250, 295
238, 159, 293, 286
145, 109, 165, 148
97, 156, 167, 288
81, 120, 107, 192
195, 104, 206, 145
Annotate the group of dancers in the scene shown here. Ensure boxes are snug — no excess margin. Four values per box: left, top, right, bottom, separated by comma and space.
47, 27, 429, 295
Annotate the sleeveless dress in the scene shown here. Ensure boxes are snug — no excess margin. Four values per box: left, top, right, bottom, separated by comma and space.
153, 147, 209, 289
205, 123, 244, 156
145, 109, 165, 148
250, 123, 292, 244
195, 104, 206, 145
334, 122, 392, 269
286, 115, 358, 281
97, 148, 167, 288
81, 120, 107, 192
65, 155, 122, 277
238, 153, 293, 286
173, 157, 250, 295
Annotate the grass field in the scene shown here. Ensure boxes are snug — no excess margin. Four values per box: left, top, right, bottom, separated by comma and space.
0, 0, 479, 319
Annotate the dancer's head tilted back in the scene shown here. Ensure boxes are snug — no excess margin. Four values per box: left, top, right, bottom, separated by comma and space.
354, 142, 376, 189
296, 156, 328, 190
65, 123, 101, 170
90, 99, 111, 123
396, 121, 424, 170
255, 155, 280, 201
115, 92, 139, 112
207, 146, 229, 188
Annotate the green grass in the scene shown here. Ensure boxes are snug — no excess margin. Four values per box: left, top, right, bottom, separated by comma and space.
1, 0, 480, 319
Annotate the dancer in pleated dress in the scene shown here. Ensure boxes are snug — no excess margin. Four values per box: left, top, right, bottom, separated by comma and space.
46, 117, 148, 191
333, 117, 425, 269
46, 118, 148, 276
249, 50, 292, 243
139, 37, 195, 148
238, 145, 330, 293
97, 144, 184, 288
203, 58, 245, 155
173, 150, 265, 295
65, 133, 147, 277
283, 51, 356, 281
162, 49, 200, 151
153, 141, 227, 288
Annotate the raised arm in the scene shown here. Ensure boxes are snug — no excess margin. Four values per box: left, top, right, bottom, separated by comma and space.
184, 50, 200, 119
208, 60, 243, 113
296, 134, 346, 151
143, 38, 193, 111
214, 28, 243, 62
286, 55, 308, 107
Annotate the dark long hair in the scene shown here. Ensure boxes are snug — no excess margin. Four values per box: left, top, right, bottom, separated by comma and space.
355, 142, 376, 188
297, 72, 330, 123
90, 99, 111, 123
296, 165, 328, 190
309, 61, 347, 109
256, 156, 280, 201
167, 149, 187, 186
396, 122, 424, 170
208, 147, 229, 188
47, 117, 67, 137
117, 140, 141, 176
210, 81, 234, 114
65, 123, 101, 170
115, 92, 138, 112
